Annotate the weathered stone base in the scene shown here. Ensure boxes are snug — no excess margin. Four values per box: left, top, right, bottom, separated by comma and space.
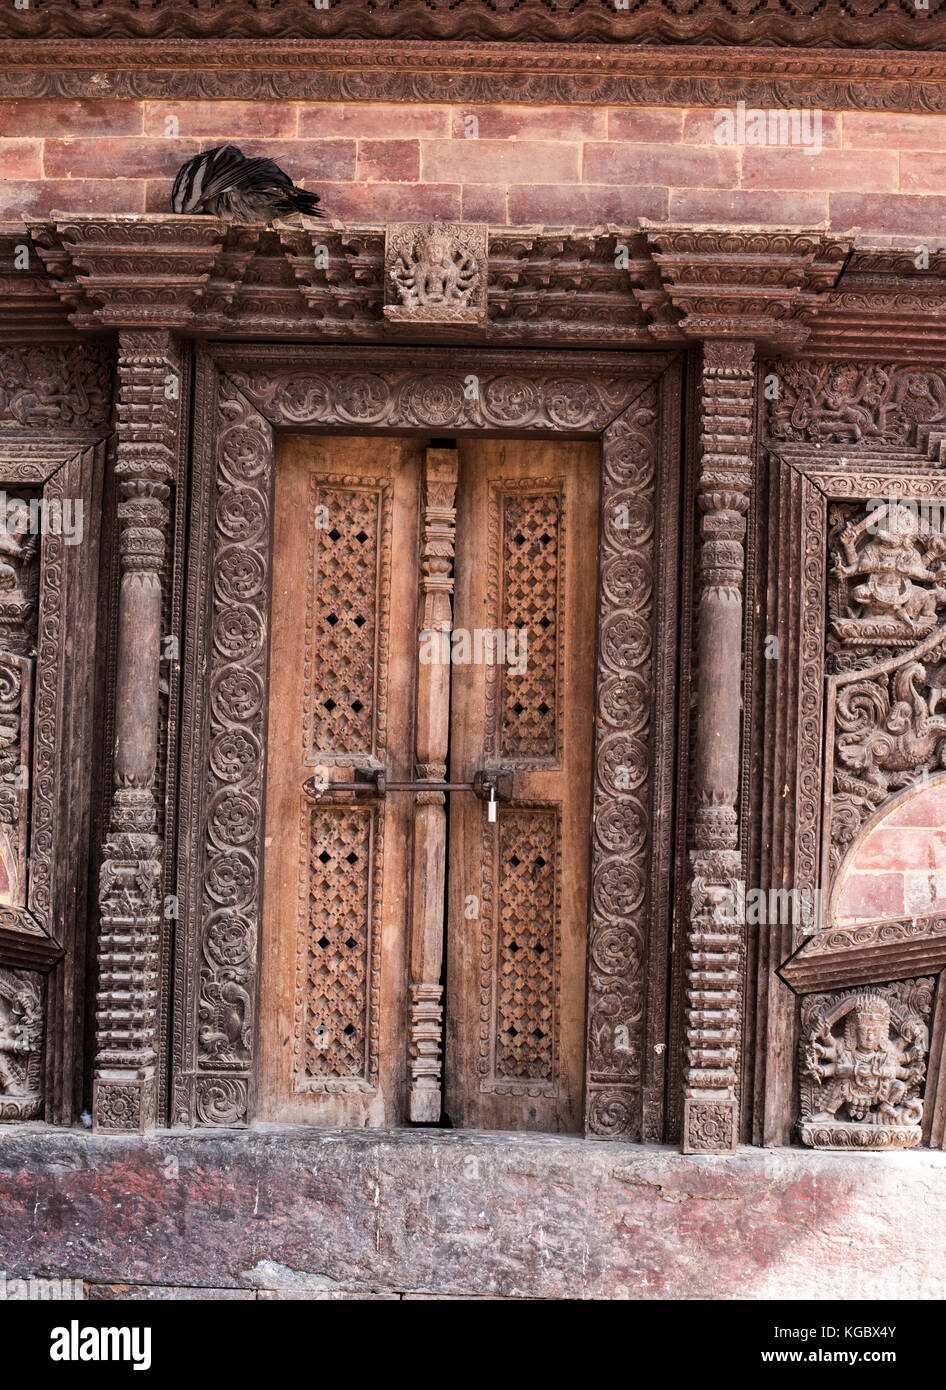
1, 1126, 944, 1300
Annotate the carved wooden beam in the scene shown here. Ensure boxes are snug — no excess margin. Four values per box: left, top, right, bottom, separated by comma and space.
93, 329, 180, 1134
680, 338, 754, 1154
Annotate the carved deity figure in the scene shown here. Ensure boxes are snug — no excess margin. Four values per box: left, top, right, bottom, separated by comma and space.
835, 504, 945, 634
391, 228, 478, 309
0, 969, 42, 1116
384, 222, 486, 322
801, 992, 926, 1127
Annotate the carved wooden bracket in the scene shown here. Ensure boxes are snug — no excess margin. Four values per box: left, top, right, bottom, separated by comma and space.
639, 223, 854, 350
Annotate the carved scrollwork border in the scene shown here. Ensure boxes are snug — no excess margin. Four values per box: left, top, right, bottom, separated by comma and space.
175, 344, 677, 1131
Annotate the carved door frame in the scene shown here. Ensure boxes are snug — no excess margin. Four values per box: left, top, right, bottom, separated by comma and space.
171, 343, 683, 1139
0, 410, 110, 1125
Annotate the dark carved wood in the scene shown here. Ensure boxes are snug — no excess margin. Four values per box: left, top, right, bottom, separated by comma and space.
92, 330, 180, 1134
0, 343, 111, 1125
750, 363, 946, 1151
584, 372, 681, 1143
4, 0, 946, 49
681, 340, 755, 1154
174, 345, 678, 1133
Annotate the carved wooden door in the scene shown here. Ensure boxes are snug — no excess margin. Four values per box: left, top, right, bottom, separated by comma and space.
260, 434, 421, 1125
446, 439, 598, 1132
260, 433, 597, 1133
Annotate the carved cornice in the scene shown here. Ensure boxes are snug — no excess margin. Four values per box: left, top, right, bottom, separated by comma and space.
11, 216, 946, 357
6, 39, 946, 114
781, 914, 946, 994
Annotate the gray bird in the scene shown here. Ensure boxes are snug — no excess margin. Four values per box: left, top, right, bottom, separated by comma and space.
170, 144, 323, 222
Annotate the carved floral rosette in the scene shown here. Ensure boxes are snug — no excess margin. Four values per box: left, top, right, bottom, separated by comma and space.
798, 978, 933, 1150
0, 967, 43, 1120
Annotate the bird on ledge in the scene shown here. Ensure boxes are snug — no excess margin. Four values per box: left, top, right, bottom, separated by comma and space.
170, 144, 323, 222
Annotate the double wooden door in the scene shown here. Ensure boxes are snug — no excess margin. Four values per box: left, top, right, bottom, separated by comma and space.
260, 433, 598, 1131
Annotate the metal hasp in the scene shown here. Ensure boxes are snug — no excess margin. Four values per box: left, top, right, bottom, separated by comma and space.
302, 767, 513, 804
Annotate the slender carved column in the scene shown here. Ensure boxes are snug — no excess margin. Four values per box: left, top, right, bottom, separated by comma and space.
93, 330, 179, 1134
409, 447, 458, 1121
682, 339, 754, 1154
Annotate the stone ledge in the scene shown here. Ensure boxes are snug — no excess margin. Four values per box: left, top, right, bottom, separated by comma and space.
1, 1125, 944, 1299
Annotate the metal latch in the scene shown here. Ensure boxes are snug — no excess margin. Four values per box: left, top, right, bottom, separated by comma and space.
302, 767, 513, 807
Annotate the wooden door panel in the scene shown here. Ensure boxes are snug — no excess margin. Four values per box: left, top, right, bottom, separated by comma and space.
259, 434, 421, 1125
446, 438, 599, 1133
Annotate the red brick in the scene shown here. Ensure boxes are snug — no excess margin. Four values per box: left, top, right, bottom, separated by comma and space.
299, 103, 450, 139
356, 140, 419, 183
461, 184, 508, 223
421, 139, 580, 185
742, 147, 897, 192
843, 112, 946, 150
830, 191, 946, 235
316, 182, 461, 221
0, 101, 142, 137
583, 142, 738, 189
853, 827, 946, 871
452, 106, 607, 141
142, 101, 297, 138
508, 183, 667, 224
683, 108, 841, 147
906, 871, 946, 914
608, 108, 684, 143
202, 139, 356, 183
669, 188, 828, 223
886, 782, 946, 827
43, 137, 201, 179
0, 139, 41, 180
900, 152, 946, 194
0, 179, 146, 218
834, 872, 905, 922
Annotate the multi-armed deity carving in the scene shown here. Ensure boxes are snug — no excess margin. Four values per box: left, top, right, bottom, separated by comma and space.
0, 967, 43, 1120
830, 501, 946, 656
799, 980, 932, 1148
384, 222, 487, 323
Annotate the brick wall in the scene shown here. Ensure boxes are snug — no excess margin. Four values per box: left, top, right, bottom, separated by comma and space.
4, 99, 946, 231
835, 780, 946, 924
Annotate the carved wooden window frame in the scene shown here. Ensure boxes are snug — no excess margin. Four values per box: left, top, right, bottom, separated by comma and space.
0, 425, 109, 1124
749, 434, 946, 1149
171, 344, 683, 1139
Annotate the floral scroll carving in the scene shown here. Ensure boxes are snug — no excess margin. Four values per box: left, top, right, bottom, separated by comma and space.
585, 386, 662, 1142
191, 380, 274, 1127
799, 979, 933, 1149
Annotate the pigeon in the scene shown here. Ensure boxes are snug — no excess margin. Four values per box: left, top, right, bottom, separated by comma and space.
170, 144, 323, 222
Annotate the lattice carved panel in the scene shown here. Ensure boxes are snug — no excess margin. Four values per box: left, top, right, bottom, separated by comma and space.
479, 807, 561, 1096
485, 481, 564, 766
303, 475, 391, 764
293, 804, 381, 1091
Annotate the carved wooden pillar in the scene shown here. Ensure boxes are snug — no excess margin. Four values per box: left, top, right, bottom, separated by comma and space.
682, 339, 754, 1153
409, 447, 458, 1121
93, 330, 179, 1133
